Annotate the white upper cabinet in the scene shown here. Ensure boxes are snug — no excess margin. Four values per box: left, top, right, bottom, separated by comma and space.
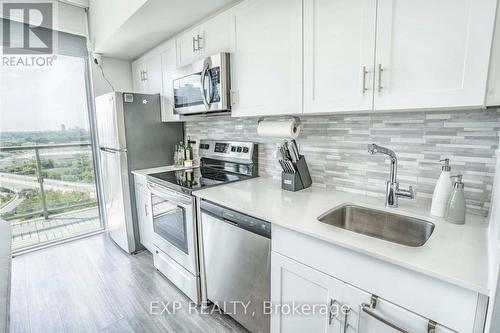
132, 51, 162, 94
159, 41, 181, 122
200, 11, 234, 58
373, 0, 497, 110
176, 27, 202, 68
230, 0, 303, 117
176, 13, 235, 68
303, 0, 377, 114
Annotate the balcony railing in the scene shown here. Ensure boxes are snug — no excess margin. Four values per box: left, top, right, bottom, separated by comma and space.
0, 142, 98, 221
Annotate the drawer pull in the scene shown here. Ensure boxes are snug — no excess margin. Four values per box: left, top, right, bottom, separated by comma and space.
361, 295, 438, 333
361, 295, 410, 333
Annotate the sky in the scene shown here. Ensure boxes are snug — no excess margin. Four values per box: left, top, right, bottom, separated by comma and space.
0, 54, 90, 132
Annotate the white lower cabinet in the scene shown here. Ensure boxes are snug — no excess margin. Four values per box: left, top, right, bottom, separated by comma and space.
271, 251, 459, 333
271, 252, 344, 333
133, 174, 153, 252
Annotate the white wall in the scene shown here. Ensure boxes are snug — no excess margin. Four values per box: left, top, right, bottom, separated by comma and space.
91, 57, 133, 97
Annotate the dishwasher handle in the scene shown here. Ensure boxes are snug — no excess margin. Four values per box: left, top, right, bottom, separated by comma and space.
201, 200, 271, 239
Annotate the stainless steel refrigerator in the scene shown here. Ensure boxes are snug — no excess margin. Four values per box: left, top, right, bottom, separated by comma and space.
95, 92, 183, 253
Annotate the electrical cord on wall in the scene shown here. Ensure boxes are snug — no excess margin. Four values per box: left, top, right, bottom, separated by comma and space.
94, 56, 115, 92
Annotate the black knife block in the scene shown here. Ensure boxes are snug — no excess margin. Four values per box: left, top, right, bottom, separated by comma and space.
281, 155, 312, 192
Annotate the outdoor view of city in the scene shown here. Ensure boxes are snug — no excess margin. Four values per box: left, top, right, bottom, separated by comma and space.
0, 128, 101, 251
1, 54, 102, 251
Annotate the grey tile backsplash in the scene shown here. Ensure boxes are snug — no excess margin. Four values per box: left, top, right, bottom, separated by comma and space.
185, 108, 500, 216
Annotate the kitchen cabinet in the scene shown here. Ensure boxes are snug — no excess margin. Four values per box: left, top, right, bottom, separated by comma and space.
230, 0, 302, 117
132, 51, 162, 94
303, 0, 377, 113
373, 0, 496, 111
176, 13, 234, 68
133, 174, 153, 252
272, 225, 487, 332
272, 251, 458, 333
303, 0, 496, 113
271, 252, 344, 333
176, 27, 202, 68
159, 40, 181, 122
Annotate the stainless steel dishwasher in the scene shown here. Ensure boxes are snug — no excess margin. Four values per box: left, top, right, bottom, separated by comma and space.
200, 200, 271, 333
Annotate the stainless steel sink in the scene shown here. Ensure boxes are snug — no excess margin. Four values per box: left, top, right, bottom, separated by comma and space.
317, 204, 435, 247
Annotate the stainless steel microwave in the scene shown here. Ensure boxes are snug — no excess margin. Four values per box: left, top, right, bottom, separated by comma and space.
173, 52, 230, 116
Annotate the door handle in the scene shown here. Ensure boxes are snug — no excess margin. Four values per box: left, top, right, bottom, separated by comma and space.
377, 64, 384, 92
200, 63, 210, 110
192, 36, 197, 52
341, 305, 350, 333
361, 295, 410, 333
362, 66, 368, 94
145, 203, 149, 216
196, 34, 203, 51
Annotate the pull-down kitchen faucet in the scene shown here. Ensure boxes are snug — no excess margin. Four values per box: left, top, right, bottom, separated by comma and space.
368, 143, 414, 208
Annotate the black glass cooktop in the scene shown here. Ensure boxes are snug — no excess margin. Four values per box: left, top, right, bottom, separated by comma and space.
148, 167, 250, 192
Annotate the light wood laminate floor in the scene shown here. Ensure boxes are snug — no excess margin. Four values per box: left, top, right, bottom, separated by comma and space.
9, 234, 247, 333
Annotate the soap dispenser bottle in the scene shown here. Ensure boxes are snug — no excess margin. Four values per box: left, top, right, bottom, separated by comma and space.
430, 159, 453, 217
446, 175, 466, 224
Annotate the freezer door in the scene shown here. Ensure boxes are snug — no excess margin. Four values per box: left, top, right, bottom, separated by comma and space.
100, 148, 135, 253
95, 92, 127, 150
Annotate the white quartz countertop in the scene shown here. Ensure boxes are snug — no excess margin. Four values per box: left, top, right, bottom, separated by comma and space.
193, 177, 490, 295
132, 164, 197, 177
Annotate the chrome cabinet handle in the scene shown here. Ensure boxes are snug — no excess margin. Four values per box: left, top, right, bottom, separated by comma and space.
329, 299, 336, 325
143, 70, 148, 81
361, 295, 410, 333
377, 64, 384, 92
140, 71, 144, 81
192, 36, 197, 51
362, 66, 368, 94
145, 203, 149, 216
341, 305, 350, 333
197, 34, 203, 50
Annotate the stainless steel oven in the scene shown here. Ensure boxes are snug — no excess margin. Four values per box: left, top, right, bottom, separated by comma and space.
147, 181, 200, 302
173, 52, 230, 116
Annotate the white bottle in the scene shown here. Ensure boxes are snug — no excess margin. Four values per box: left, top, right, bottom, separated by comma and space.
430, 159, 453, 217
446, 175, 466, 224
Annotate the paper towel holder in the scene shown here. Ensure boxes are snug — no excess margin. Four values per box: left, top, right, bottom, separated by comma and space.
257, 116, 301, 134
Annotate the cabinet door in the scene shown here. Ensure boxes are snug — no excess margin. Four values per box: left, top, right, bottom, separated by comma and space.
373, 0, 497, 110
176, 28, 201, 68
343, 284, 457, 333
145, 53, 162, 94
230, 0, 302, 117
200, 11, 234, 56
303, 0, 377, 113
132, 60, 147, 93
271, 252, 343, 333
160, 41, 181, 122
134, 177, 153, 252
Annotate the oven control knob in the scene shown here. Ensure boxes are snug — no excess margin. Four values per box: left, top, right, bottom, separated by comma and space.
237, 147, 242, 153
243, 147, 249, 153
231, 146, 236, 152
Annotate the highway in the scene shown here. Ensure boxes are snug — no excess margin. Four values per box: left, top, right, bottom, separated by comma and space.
0, 173, 96, 196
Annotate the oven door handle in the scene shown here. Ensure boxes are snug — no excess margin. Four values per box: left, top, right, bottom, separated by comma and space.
200, 63, 210, 110
147, 182, 193, 207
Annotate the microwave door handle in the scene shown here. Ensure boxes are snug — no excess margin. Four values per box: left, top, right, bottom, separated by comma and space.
200, 64, 210, 110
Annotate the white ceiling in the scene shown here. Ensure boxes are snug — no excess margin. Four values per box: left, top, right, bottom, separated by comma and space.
93, 0, 238, 60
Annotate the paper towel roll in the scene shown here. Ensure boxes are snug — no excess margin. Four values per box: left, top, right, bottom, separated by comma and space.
257, 119, 301, 139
